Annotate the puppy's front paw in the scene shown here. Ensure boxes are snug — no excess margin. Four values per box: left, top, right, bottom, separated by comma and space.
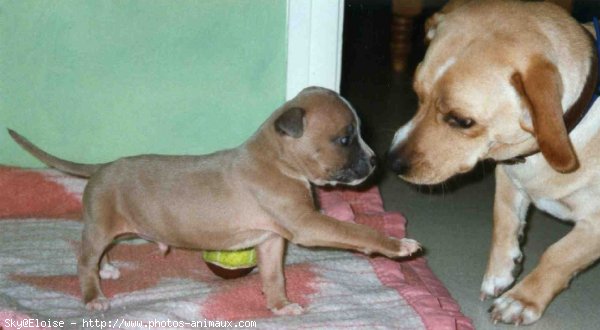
480, 252, 522, 300
489, 292, 542, 325
394, 238, 421, 257
271, 303, 304, 316
85, 297, 110, 312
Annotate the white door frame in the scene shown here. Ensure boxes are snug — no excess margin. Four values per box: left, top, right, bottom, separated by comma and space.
286, 0, 345, 100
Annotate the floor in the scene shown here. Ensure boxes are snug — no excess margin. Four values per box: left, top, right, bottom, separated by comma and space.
340, 1, 600, 329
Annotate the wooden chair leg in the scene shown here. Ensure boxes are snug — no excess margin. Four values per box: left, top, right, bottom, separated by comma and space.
391, 0, 423, 73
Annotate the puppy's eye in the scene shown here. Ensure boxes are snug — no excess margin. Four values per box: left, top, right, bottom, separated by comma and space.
444, 113, 475, 129
338, 136, 352, 146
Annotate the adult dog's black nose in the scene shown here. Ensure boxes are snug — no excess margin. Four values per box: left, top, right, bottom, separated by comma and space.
387, 151, 410, 175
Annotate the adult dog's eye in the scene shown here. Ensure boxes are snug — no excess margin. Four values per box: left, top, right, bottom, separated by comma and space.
444, 113, 475, 129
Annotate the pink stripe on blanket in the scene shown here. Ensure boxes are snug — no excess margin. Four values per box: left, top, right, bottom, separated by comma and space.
0, 167, 81, 219
318, 187, 473, 330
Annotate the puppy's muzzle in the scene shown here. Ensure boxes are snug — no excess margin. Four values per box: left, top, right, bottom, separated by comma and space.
332, 154, 377, 184
358, 155, 378, 176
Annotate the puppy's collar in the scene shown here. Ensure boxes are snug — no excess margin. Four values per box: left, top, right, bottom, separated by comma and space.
501, 17, 600, 166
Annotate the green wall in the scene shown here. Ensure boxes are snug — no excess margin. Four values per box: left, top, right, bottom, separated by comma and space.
1, 0, 287, 166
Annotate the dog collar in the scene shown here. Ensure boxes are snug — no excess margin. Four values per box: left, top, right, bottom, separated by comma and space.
501, 17, 600, 165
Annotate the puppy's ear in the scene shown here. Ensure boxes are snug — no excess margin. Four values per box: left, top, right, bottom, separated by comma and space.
510, 56, 579, 173
275, 107, 305, 138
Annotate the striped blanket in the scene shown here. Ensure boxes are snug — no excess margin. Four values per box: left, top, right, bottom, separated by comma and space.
0, 166, 472, 329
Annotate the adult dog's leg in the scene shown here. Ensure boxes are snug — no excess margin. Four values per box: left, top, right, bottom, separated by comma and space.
481, 167, 531, 299
490, 218, 600, 325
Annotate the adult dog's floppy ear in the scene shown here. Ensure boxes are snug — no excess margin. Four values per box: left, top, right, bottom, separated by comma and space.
275, 107, 305, 138
510, 55, 579, 173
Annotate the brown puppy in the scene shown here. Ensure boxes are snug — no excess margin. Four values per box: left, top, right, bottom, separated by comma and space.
10, 87, 421, 314
388, 0, 599, 325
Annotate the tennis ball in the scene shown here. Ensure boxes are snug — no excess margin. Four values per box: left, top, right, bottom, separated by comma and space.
203, 248, 257, 279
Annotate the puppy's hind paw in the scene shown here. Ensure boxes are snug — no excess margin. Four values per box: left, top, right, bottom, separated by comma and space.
396, 238, 422, 257
85, 297, 110, 312
271, 303, 304, 316
157, 242, 170, 256
99, 262, 120, 280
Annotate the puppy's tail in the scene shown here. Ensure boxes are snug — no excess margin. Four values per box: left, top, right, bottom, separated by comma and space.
8, 129, 104, 178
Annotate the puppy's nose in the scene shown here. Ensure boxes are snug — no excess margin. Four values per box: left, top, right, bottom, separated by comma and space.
387, 152, 410, 175
369, 156, 377, 167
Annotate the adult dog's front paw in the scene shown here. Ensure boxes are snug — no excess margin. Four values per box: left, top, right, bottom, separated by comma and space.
480, 251, 522, 300
489, 291, 542, 325
480, 272, 515, 300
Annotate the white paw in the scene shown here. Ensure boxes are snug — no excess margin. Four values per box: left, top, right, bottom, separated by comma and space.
480, 251, 522, 300
271, 303, 304, 316
396, 238, 421, 257
157, 242, 170, 256
480, 272, 514, 300
99, 263, 121, 280
490, 294, 541, 325
85, 297, 110, 312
